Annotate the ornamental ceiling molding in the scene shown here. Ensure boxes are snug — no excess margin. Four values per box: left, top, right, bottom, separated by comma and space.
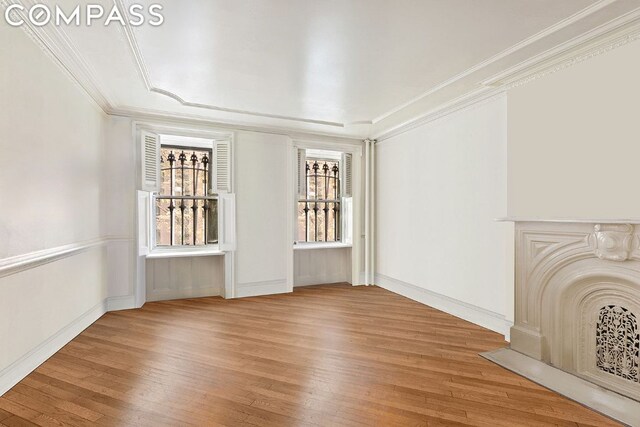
0, 0, 114, 112
116, 0, 628, 133
370, 0, 619, 125
375, 8, 640, 141
5, 0, 640, 139
483, 7, 640, 89
113, 0, 345, 129
1, 0, 363, 140
110, 106, 364, 144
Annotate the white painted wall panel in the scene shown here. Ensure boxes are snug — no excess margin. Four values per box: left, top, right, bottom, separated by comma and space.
375, 95, 510, 324
103, 117, 136, 302
0, 248, 106, 373
234, 131, 292, 296
146, 256, 224, 301
294, 247, 351, 287
0, 23, 108, 386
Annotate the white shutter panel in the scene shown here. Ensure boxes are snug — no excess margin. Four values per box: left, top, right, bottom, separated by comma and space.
213, 139, 232, 193
137, 191, 152, 256
297, 148, 307, 198
341, 196, 353, 245
341, 153, 353, 197
218, 193, 236, 251
140, 131, 160, 191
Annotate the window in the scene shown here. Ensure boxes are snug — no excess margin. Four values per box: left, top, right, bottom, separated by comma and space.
138, 129, 235, 257
296, 148, 352, 244
156, 144, 218, 247
298, 157, 341, 242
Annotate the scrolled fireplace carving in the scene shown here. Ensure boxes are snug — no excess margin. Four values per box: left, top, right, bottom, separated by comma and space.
511, 220, 640, 401
593, 224, 634, 261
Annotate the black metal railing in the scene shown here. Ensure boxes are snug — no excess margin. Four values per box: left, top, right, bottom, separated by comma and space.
157, 148, 217, 246
298, 160, 340, 242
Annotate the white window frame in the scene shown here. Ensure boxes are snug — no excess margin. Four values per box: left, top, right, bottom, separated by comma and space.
293, 141, 355, 250
136, 123, 235, 259
149, 135, 219, 258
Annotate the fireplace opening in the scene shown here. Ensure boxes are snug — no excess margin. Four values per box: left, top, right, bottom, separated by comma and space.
596, 305, 640, 383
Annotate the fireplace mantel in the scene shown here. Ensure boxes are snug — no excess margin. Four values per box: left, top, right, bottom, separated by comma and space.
484, 219, 640, 425
497, 217, 640, 224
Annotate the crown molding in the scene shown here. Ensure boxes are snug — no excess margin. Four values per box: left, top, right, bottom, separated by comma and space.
110, 107, 365, 142
5, 0, 640, 142
374, 8, 640, 142
370, 0, 618, 125
374, 88, 505, 142
1, 0, 114, 113
115, 0, 625, 131
482, 7, 640, 88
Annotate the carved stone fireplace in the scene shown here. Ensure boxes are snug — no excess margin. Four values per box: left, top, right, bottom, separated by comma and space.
484, 219, 640, 425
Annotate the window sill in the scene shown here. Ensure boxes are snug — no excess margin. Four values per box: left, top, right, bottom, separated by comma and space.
147, 246, 224, 259
293, 242, 352, 250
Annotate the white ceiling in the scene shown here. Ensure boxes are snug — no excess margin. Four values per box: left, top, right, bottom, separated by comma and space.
22, 0, 640, 137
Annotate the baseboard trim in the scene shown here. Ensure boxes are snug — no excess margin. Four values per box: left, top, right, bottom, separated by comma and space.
482, 348, 640, 426
375, 273, 512, 338
294, 276, 350, 287
106, 295, 137, 311
235, 279, 290, 298
294, 281, 347, 288
0, 300, 107, 397
146, 287, 222, 302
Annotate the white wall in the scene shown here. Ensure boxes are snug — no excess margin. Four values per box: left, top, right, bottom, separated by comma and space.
508, 41, 640, 219
104, 116, 136, 308
294, 247, 351, 287
104, 121, 363, 303
0, 23, 108, 393
0, 30, 106, 258
234, 131, 293, 297
375, 94, 511, 335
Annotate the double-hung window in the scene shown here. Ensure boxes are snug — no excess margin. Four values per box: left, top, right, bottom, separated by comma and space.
138, 130, 235, 257
296, 148, 353, 245
156, 145, 217, 246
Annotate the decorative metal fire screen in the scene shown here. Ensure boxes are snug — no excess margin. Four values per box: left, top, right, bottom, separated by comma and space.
157, 147, 217, 246
297, 159, 340, 242
596, 305, 640, 383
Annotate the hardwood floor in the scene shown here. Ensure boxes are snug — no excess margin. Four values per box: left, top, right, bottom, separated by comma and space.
0, 284, 620, 426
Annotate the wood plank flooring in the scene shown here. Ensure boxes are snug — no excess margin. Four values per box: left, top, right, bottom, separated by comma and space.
0, 284, 620, 426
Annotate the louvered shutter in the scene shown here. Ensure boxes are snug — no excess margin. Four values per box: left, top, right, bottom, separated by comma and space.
341, 153, 353, 197
213, 139, 232, 193
140, 131, 160, 191
297, 148, 307, 198
218, 193, 236, 251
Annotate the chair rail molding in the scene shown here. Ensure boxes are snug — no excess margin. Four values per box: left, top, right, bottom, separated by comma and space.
0, 237, 117, 278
